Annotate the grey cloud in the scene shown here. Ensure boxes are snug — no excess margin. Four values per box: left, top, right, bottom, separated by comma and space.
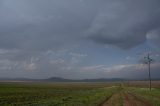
0, 0, 160, 79
0, 0, 103, 51
1, 0, 160, 51
147, 28, 160, 49
87, 0, 160, 49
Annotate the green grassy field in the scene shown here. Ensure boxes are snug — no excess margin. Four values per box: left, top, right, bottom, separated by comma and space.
0, 82, 160, 106
0, 82, 120, 106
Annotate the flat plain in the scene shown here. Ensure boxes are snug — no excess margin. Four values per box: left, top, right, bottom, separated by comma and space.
0, 81, 160, 106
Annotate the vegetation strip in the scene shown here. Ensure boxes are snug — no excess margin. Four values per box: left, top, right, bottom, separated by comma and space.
1, 83, 160, 106
0, 83, 119, 106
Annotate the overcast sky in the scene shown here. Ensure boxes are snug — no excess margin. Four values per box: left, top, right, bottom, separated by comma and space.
0, 0, 160, 79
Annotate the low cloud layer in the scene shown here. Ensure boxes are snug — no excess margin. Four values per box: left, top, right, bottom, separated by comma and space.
80, 63, 160, 79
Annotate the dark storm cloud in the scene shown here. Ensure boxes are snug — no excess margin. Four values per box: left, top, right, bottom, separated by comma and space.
1, 0, 160, 50
0, 0, 104, 51
87, 0, 160, 49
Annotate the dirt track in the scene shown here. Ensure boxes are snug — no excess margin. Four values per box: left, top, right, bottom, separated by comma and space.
101, 91, 152, 106
102, 92, 122, 106
123, 92, 151, 106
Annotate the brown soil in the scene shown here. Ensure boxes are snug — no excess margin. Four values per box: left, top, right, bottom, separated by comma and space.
101, 92, 122, 106
123, 92, 152, 106
100, 91, 152, 106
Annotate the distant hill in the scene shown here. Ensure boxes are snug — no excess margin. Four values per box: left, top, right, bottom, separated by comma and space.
0, 77, 125, 82
0, 77, 160, 82
44, 77, 126, 82
44, 77, 74, 82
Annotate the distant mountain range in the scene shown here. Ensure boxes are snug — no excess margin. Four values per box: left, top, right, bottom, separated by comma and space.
44, 77, 126, 82
0, 77, 159, 82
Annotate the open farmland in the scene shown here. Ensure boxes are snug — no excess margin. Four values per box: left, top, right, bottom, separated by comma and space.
0, 82, 160, 106
0, 82, 120, 106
